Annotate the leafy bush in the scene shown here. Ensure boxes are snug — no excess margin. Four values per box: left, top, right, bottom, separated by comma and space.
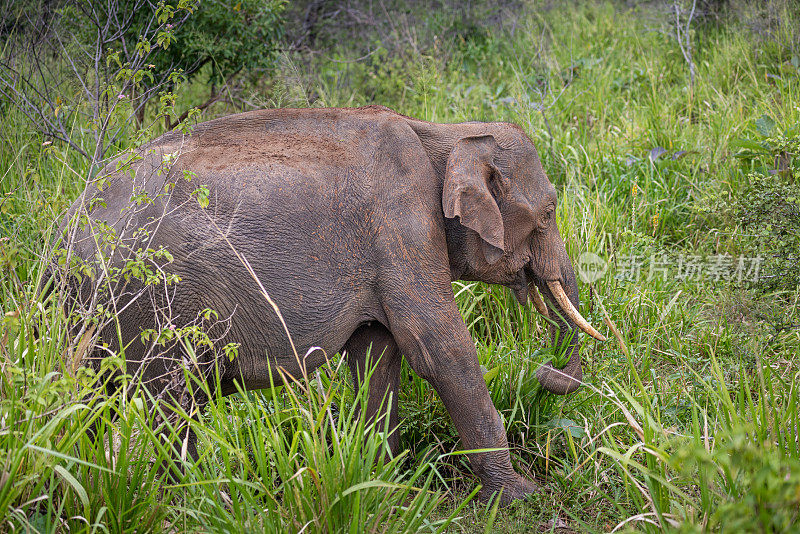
61, 0, 287, 119
701, 117, 800, 291
672, 427, 800, 532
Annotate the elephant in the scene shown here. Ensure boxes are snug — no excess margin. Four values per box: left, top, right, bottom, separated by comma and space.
57, 105, 605, 503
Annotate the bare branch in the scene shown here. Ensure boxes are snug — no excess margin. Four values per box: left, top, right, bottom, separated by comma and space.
674, 0, 697, 88
167, 90, 226, 130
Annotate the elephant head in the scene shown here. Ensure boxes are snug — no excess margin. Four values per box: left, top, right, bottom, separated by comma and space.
419, 123, 606, 395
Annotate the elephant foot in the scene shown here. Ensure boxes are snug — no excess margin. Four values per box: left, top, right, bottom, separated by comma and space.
477, 474, 539, 506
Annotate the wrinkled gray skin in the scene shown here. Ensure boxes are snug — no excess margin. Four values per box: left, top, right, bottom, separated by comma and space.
61, 106, 586, 504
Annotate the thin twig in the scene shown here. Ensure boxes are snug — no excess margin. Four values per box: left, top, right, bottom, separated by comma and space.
674, 0, 697, 88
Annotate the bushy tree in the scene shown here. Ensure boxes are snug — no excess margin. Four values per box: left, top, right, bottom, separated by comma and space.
0, 0, 286, 171
56, 0, 287, 126
1, 0, 196, 169
700, 118, 800, 292
135, 0, 287, 126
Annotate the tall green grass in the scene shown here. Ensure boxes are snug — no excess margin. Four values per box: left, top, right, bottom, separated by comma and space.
0, 290, 474, 532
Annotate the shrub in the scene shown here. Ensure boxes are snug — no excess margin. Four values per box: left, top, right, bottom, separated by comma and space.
700, 117, 800, 291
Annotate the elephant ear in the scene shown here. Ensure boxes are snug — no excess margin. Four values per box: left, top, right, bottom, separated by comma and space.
442, 135, 506, 264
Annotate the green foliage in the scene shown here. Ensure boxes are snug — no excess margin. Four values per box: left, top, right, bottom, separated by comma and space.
63, 0, 286, 90
0, 290, 473, 531
170, 0, 286, 85
701, 117, 800, 291
186, 356, 474, 533
719, 172, 800, 291
673, 427, 800, 532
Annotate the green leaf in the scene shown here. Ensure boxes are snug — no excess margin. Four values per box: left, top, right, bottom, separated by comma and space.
482, 365, 500, 385
194, 185, 210, 208
26, 444, 114, 474
259, 385, 283, 401
484, 487, 502, 534
755, 114, 776, 137
548, 418, 587, 438
729, 138, 764, 152
55, 465, 90, 510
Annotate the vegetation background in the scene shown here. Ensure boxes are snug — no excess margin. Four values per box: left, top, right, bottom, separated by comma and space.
1, 0, 799, 531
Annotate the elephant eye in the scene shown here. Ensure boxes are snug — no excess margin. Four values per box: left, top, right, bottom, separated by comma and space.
539, 206, 555, 228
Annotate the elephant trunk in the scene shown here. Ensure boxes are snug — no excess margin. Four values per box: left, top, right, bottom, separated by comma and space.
531, 261, 585, 395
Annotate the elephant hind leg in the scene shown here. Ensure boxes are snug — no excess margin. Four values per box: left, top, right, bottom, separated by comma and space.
342, 322, 402, 456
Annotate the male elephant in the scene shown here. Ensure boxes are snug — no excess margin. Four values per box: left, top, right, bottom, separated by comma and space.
59, 105, 604, 503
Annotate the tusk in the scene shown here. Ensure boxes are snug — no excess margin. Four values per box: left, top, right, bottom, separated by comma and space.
546, 280, 607, 341
529, 285, 549, 318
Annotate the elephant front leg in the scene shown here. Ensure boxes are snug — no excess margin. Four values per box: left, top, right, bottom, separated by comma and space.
387, 303, 538, 504
343, 322, 402, 456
